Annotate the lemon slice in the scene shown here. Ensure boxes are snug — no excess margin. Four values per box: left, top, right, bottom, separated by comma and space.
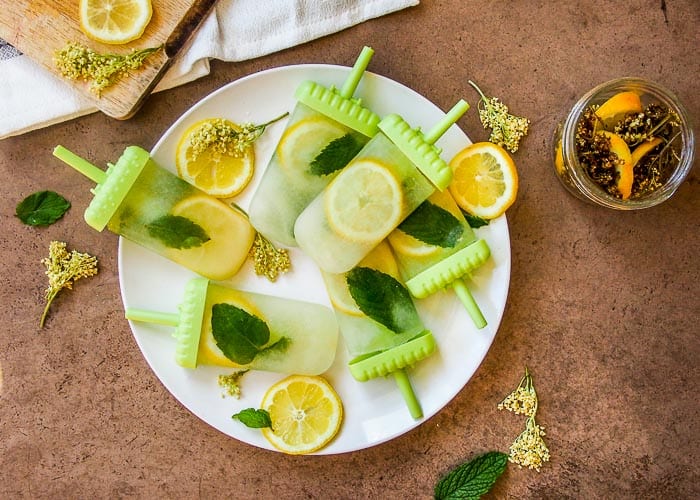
595, 91, 643, 130
448, 142, 518, 219
168, 195, 255, 281
277, 117, 347, 177
324, 241, 399, 315
79, 0, 153, 45
198, 286, 262, 366
324, 159, 403, 243
261, 375, 343, 455
176, 119, 255, 198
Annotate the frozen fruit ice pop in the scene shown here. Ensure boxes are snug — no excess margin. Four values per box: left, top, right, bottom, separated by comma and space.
294, 100, 470, 274
126, 278, 339, 375
387, 188, 491, 329
248, 46, 380, 247
321, 241, 436, 419
53, 145, 255, 281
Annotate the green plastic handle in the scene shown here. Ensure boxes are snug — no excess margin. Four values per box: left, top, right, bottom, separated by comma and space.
452, 279, 487, 329
424, 99, 470, 145
125, 308, 180, 327
53, 145, 107, 184
340, 46, 374, 98
393, 369, 423, 419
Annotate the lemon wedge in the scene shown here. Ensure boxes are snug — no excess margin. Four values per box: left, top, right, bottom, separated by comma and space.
449, 142, 518, 219
79, 0, 153, 45
261, 375, 343, 455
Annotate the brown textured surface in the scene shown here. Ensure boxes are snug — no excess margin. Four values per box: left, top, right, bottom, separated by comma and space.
1, 1, 699, 498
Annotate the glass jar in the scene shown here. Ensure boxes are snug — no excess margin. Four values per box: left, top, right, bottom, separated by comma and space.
553, 77, 695, 209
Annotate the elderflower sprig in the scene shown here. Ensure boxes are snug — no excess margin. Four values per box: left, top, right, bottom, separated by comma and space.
498, 366, 537, 417
509, 414, 550, 471
249, 232, 291, 282
218, 369, 249, 399
469, 80, 530, 153
54, 42, 162, 95
40, 241, 99, 327
189, 113, 289, 161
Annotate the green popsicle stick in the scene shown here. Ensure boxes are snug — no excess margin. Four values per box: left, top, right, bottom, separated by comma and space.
53, 145, 107, 184
452, 279, 487, 329
393, 369, 423, 419
340, 46, 374, 98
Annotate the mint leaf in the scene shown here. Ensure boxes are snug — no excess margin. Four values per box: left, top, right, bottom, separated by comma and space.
146, 215, 210, 249
397, 200, 463, 247
309, 133, 363, 176
16, 190, 71, 226
463, 212, 489, 229
232, 408, 272, 429
346, 267, 419, 333
434, 451, 508, 500
211, 303, 289, 364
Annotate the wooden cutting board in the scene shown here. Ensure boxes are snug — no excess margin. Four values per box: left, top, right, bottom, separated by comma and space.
0, 0, 217, 119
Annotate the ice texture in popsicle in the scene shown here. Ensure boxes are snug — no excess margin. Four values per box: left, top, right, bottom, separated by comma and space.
248, 46, 381, 247
321, 242, 436, 419
387, 189, 491, 329
53, 145, 255, 281
294, 100, 470, 274
126, 278, 339, 375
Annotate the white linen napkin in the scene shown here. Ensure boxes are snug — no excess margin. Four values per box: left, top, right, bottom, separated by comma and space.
0, 0, 418, 140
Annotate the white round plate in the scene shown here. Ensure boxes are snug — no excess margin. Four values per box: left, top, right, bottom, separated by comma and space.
119, 64, 511, 454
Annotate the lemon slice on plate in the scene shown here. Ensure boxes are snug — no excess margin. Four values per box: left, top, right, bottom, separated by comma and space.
449, 142, 518, 219
79, 0, 153, 45
261, 375, 343, 455
176, 119, 255, 198
167, 195, 255, 281
324, 159, 403, 243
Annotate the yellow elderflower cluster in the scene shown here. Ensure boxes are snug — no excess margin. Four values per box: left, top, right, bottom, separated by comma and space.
249, 232, 291, 282
218, 370, 249, 399
499, 367, 550, 472
40, 241, 99, 327
469, 80, 530, 153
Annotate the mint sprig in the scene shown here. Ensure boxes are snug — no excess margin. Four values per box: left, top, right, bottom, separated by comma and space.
16, 190, 71, 226
397, 200, 464, 247
211, 303, 290, 365
309, 133, 363, 176
232, 408, 272, 429
346, 267, 419, 333
434, 451, 508, 500
146, 215, 210, 249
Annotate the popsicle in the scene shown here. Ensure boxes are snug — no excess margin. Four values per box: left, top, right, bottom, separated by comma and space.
321, 241, 436, 419
53, 145, 255, 281
125, 278, 339, 375
294, 100, 470, 274
387, 188, 491, 329
248, 46, 381, 247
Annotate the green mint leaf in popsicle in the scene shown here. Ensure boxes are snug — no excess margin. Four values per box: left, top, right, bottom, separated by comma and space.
346, 267, 420, 334
309, 133, 364, 176
146, 215, 210, 249
397, 200, 464, 248
232, 408, 272, 429
16, 190, 71, 226
211, 303, 290, 365
463, 212, 490, 229
434, 451, 508, 500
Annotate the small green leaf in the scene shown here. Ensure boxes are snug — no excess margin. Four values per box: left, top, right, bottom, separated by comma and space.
146, 215, 210, 249
463, 212, 490, 229
346, 267, 419, 333
434, 451, 508, 500
232, 408, 272, 429
16, 190, 71, 226
309, 133, 363, 176
397, 200, 464, 247
211, 303, 290, 365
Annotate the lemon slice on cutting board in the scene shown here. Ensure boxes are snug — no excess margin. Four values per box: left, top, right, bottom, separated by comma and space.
79, 0, 153, 45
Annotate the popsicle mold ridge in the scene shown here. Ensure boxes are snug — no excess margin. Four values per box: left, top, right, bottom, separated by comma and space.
406, 239, 491, 298
348, 331, 436, 381
172, 278, 209, 369
85, 145, 149, 231
295, 80, 381, 137
378, 114, 453, 190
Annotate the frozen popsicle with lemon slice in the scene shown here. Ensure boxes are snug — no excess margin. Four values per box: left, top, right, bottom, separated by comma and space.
387, 188, 491, 329
321, 241, 436, 419
53, 145, 255, 281
126, 278, 339, 374
248, 46, 381, 247
295, 100, 470, 274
